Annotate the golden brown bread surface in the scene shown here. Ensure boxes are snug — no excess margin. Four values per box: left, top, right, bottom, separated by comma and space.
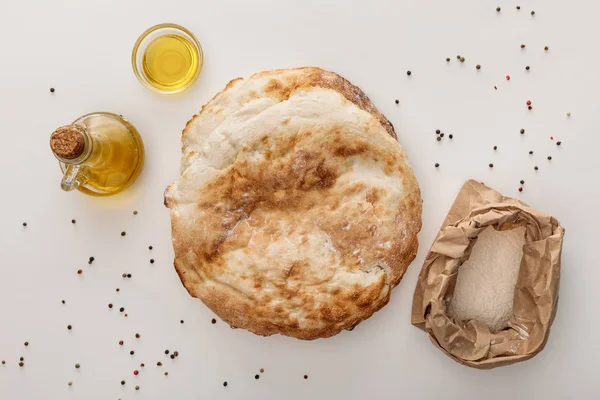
166, 67, 422, 339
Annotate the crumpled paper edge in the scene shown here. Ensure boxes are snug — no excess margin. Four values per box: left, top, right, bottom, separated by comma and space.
411, 180, 565, 369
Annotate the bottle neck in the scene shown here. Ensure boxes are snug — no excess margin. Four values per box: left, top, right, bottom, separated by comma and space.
50, 124, 94, 165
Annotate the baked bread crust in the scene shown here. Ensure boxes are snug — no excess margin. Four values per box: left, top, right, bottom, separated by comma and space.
166, 67, 422, 339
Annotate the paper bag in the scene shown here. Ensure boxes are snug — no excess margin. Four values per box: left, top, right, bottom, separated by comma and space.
411, 180, 565, 369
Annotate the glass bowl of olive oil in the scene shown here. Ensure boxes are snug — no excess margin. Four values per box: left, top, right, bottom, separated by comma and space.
132, 23, 203, 94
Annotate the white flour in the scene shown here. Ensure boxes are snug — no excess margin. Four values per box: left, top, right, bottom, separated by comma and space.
448, 226, 526, 332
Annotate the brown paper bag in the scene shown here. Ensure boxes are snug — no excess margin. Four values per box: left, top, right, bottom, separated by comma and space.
411, 180, 565, 369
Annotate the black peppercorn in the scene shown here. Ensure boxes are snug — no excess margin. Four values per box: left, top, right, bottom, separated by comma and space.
180, 320, 184, 324
150, 259, 155, 264
170, 354, 175, 359
24, 342, 28, 346
534, 166, 539, 170
406, 70, 411, 76
496, 6, 501, 12
108, 303, 113, 309
121, 231, 126, 236
520, 129, 525, 134
544, 45, 549, 51
149, 246, 153, 250
19, 362, 24, 367
22, 222, 27, 227
67, 325, 72, 330
127, 273, 132, 278
529, 151, 534, 155
528, 105, 532, 110
304, 375, 308, 379
489, 163, 494, 168
531, 10, 536, 16
520, 180, 525, 185
62, 300, 65, 304
71, 219, 76, 224
173, 351, 178, 357
526, 66, 530, 70
120, 307, 124, 312
394, 99, 399, 105
476, 64, 481, 70
493, 146, 497, 150
446, 57, 450, 62
212, 318, 217, 324
50, 87, 55, 93
449, 134, 453, 139
547, 156, 552, 160
440, 133, 444, 138
130, 351, 135, 355
436, 137, 442, 142
165, 350, 169, 355
20, 357, 23, 361
255, 374, 260, 380
434, 163, 439, 168
516, 6, 521, 10
435, 129, 440, 134
75, 363, 80, 369
557, 141, 561, 146
121, 380, 126, 385
223, 381, 228, 387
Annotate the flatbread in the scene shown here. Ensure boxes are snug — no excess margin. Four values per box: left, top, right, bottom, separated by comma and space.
165, 67, 422, 339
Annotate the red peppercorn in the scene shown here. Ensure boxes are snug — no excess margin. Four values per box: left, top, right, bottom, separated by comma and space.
521, 44, 526, 49
526, 100, 531, 106
133, 370, 139, 376
518, 187, 523, 192
135, 333, 140, 339
119, 340, 124, 345
506, 75, 510, 81
77, 269, 82, 275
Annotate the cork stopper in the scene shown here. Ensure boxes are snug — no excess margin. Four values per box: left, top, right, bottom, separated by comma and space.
50, 125, 86, 159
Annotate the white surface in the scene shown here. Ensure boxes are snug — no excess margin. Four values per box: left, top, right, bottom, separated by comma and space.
0, 0, 597, 399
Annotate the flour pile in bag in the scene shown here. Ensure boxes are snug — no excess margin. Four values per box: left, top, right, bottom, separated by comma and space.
448, 226, 526, 332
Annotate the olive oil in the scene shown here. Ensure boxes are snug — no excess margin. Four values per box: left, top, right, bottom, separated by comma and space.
50, 113, 144, 196
142, 34, 199, 92
133, 24, 203, 94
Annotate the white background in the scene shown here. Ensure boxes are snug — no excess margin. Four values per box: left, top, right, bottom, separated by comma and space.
0, 0, 597, 399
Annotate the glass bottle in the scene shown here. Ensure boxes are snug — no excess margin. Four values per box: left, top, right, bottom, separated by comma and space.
50, 112, 144, 196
